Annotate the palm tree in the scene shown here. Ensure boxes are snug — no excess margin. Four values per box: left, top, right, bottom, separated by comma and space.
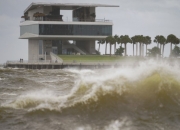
97, 39, 105, 52
134, 35, 139, 56
131, 36, 137, 56
154, 35, 160, 48
105, 39, 107, 55
106, 36, 110, 55
117, 37, 122, 52
174, 37, 180, 47
119, 35, 132, 56
159, 36, 166, 57
144, 36, 151, 56
135, 35, 144, 56
114, 35, 119, 54
161, 36, 167, 57
106, 36, 116, 56
154, 35, 166, 57
97, 40, 101, 52
167, 34, 178, 54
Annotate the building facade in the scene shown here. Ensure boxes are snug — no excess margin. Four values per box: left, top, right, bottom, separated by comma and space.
20, 2, 119, 61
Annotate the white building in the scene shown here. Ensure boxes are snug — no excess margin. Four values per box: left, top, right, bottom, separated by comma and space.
20, 2, 119, 62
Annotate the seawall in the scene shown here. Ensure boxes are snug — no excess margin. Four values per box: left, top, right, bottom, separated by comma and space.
5, 63, 137, 69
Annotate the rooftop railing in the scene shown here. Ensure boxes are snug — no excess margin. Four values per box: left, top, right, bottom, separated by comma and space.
20, 17, 112, 23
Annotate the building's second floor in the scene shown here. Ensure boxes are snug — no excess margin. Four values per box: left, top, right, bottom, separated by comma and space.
20, 21, 113, 39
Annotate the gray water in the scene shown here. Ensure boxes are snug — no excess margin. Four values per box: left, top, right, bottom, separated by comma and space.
1, 59, 180, 130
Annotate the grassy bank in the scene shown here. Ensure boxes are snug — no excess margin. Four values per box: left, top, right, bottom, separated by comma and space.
58, 55, 143, 63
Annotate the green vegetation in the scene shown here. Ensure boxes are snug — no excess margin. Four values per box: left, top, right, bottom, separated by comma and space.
97, 34, 179, 58
171, 46, 180, 57
115, 46, 124, 56
106, 36, 116, 56
167, 34, 180, 53
154, 35, 166, 57
58, 55, 141, 63
147, 47, 161, 57
59, 34, 179, 63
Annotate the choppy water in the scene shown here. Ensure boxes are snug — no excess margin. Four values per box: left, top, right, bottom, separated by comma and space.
1, 59, 180, 130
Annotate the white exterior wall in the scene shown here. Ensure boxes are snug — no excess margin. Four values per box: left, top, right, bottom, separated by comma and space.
88, 40, 96, 54
43, 40, 52, 60
28, 39, 39, 61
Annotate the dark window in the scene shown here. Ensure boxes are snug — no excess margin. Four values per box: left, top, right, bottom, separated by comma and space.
39, 24, 112, 36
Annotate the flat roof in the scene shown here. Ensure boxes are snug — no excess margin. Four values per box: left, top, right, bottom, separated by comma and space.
24, 2, 119, 14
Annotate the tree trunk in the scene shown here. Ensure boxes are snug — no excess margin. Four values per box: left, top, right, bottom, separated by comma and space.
110, 43, 112, 56
133, 43, 134, 56
139, 43, 141, 56
142, 44, 144, 57
114, 43, 116, 54
125, 43, 127, 56
136, 43, 138, 56
146, 44, 147, 56
162, 44, 165, 58
98, 43, 100, 52
105, 43, 107, 55
160, 44, 162, 57
170, 43, 172, 54
143, 44, 145, 57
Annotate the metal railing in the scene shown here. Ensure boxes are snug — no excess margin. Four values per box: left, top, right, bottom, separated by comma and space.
20, 18, 112, 23
6, 60, 51, 64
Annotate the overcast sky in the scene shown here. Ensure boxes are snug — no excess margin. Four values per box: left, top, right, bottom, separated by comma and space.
0, 0, 180, 63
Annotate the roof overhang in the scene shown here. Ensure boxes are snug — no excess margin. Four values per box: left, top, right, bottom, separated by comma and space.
24, 2, 119, 14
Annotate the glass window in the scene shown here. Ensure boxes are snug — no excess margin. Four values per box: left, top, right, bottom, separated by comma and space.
39, 24, 112, 36
39, 40, 43, 55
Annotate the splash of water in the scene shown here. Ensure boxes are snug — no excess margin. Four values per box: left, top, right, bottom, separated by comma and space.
2, 59, 180, 114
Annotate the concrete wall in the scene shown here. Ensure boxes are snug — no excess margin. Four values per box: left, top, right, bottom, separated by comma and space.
76, 40, 95, 54
20, 24, 39, 36
43, 40, 52, 60
28, 39, 53, 61
88, 40, 96, 54
28, 39, 39, 61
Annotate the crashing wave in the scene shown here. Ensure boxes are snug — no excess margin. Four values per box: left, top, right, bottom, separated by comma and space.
2, 60, 180, 113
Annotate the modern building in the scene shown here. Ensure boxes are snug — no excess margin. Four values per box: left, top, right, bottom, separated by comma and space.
20, 2, 119, 62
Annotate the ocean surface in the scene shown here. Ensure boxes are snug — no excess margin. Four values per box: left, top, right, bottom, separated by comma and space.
1, 59, 180, 130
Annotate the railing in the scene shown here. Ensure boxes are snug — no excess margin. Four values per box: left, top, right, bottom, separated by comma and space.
20, 18, 112, 23
6, 60, 51, 64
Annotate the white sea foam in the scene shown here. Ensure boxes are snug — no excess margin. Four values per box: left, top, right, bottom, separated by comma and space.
0, 78, 5, 80
105, 119, 132, 130
74, 119, 132, 130
75, 125, 92, 130
3, 59, 180, 111
65, 69, 95, 74
0, 93, 17, 96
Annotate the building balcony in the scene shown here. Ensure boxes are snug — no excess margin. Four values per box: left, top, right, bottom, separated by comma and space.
20, 15, 112, 23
